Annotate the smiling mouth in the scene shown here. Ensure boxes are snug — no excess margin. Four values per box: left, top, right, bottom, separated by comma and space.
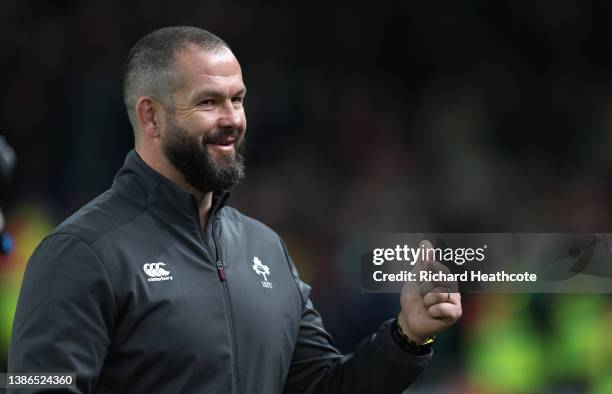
204, 129, 241, 157
213, 137, 237, 146
209, 143, 234, 151
206, 137, 236, 154
206, 130, 238, 144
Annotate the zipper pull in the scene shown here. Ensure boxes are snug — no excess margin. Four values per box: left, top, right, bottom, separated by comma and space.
216, 260, 226, 281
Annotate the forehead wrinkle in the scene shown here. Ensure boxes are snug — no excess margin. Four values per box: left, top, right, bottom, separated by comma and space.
186, 75, 245, 102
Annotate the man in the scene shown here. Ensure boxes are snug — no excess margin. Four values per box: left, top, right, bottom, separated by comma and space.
9, 27, 462, 393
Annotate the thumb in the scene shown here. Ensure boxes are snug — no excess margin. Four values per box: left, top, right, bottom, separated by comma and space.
415, 240, 458, 295
402, 239, 433, 295
415, 239, 434, 268
414, 240, 435, 295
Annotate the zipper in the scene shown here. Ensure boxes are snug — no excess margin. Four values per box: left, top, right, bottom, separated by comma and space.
193, 202, 239, 393
210, 214, 239, 393
216, 260, 227, 281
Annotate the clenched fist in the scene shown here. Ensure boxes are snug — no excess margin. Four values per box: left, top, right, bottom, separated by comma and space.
398, 240, 462, 344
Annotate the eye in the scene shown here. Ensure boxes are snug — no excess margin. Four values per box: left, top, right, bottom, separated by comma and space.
231, 96, 244, 104
199, 99, 215, 106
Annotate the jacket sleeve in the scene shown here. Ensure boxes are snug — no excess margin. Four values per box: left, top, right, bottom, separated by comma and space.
282, 243, 432, 394
8, 233, 116, 394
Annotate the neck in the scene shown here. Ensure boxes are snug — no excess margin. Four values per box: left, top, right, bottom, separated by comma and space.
136, 145, 213, 229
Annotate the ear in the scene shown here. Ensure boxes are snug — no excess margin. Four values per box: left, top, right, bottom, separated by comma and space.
135, 96, 164, 138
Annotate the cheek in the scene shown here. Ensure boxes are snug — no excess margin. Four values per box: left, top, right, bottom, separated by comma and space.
239, 111, 247, 131
184, 114, 217, 134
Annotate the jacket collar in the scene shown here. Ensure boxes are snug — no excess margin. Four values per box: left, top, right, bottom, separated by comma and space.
112, 150, 230, 223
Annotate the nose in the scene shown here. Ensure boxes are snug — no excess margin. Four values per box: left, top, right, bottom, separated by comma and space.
218, 102, 242, 129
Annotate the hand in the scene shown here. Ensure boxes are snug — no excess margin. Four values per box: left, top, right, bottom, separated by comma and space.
398, 240, 462, 343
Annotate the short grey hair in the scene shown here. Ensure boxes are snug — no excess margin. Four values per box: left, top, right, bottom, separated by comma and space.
123, 26, 230, 133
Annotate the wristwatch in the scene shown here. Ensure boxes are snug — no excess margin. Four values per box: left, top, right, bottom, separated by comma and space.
391, 318, 436, 355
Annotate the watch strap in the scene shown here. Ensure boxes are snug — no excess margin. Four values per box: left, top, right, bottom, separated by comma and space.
391, 318, 435, 355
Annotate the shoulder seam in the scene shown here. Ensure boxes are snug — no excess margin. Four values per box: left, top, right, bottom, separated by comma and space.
94, 183, 157, 240
56, 184, 156, 245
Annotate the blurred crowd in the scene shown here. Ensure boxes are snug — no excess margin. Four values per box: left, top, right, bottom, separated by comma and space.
2, 1, 612, 392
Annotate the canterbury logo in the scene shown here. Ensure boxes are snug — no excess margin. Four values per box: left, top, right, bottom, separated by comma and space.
143, 262, 173, 282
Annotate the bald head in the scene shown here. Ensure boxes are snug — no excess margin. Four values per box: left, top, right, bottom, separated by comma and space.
123, 26, 230, 136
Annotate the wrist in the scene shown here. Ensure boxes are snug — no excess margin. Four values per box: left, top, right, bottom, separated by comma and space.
391, 316, 436, 355
397, 312, 428, 344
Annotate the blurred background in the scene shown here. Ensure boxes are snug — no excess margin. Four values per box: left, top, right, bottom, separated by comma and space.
2, 0, 612, 393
